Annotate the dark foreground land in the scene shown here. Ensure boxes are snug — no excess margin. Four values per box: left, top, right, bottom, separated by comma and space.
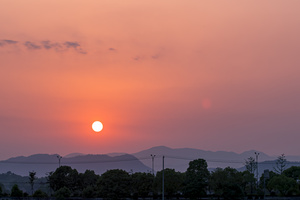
3, 197, 300, 200
2, 156, 300, 200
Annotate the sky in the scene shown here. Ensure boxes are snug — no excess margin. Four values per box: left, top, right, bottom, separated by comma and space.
1, 0, 300, 160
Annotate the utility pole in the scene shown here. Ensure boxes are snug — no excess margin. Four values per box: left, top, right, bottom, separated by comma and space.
162, 156, 164, 200
263, 170, 269, 199
255, 152, 260, 189
150, 154, 156, 175
57, 155, 62, 167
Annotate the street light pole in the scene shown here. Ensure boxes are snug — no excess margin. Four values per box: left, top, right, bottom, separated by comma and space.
57, 155, 62, 167
263, 170, 269, 199
150, 154, 156, 175
255, 152, 260, 189
162, 156, 164, 200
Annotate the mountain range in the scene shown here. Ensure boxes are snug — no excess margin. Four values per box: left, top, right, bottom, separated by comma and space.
1, 146, 300, 177
0, 153, 151, 177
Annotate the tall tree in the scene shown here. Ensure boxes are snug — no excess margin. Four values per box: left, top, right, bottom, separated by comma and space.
245, 157, 257, 194
33, 189, 48, 197
48, 166, 79, 194
28, 171, 36, 196
210, 167, 244, 200
79, 169, 99, 197
54, 186, 71, 199
274, 154, 287, 174
11, 184, 23, 197
268, 175, 298, 196
283, 166, 300, 181
154, 169, 184, 198
259, 170, 278, 195
241, 170, 256, 196
80, 170, 99, 186
245, 157, 257, 174
131, 172, 154, 198
184, 158, 209, 199
97, 169, 131, 199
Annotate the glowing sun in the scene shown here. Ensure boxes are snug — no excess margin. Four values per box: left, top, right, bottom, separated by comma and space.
92, 121, 103, 132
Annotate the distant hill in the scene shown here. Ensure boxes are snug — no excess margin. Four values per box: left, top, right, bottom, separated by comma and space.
2, 146, 300, 177
0, 171, 48, 195
238, 160, 300, 176
132, 146, 275, 172
0, 154, 151, 177
64, 153, 85, 158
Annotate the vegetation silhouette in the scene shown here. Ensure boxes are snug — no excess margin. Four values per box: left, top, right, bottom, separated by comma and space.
1, 156, 300, 199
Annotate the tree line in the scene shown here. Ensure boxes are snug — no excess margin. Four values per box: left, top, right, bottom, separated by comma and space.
1, 155, 300, 199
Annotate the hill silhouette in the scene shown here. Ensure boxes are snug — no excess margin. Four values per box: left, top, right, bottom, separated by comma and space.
2, 146, 300, 177
0, 153, 151, 177
132, 146, 274, 172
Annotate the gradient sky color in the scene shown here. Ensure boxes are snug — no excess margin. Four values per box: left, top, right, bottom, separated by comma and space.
1, 1, 300, 160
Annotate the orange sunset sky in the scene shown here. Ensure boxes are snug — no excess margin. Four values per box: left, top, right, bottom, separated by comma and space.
1, 1, 300, 160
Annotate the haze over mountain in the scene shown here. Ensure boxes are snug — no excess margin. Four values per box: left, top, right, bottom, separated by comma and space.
1, 146, 300, 177
238, 160, 300, 177
64, 153, 85, 158
132, 146, 274, 172
0, 153, 151, 177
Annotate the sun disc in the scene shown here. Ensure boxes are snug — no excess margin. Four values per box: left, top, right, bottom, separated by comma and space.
92, 121, 103, 132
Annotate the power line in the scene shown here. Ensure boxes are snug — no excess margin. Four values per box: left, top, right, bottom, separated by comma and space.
0, 181, 47, 184
0, 155, 300, 165
0, 156, 150, 165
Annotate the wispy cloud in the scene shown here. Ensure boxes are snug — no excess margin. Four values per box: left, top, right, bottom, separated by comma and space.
41, 40, 62, 50
132, 54, 162, 61
0, 39, 18, 46
64, 41, 80, 48
133, 56, 141, 61
0, 39, 87, 54
24, 41, 42, 50
108, 48, 116, 51
151, 53, 161, 60
64, 41, 87, 54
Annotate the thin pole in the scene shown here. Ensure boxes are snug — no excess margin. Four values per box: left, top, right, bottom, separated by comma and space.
263, 170, 269, 199
57, 155, 62, 167
263, 174, 266, 199
162, 156, 164, 200
255, 152, 260, 189
151, 154, 156, 175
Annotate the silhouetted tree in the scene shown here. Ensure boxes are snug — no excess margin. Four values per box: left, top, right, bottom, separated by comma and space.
131, 172, 154, 198
48, 166, 79, 194
184, 159, 209, 199
82, 186, 97, 198
210, 167, 244, 200
80, 169, 99, 186
28, 171, 36, 196
33, 189, 48, 197
79, 169, 99, 197
259, 170, 278, 195
97, 169, 131, 199
245, 157, 257, 194
245, 157, 257, 174
0, 185, 2, 196
154, 169, 184, 198
11, 184, 23, 197
241, 170, 256, 196
268, 175, 298, 196
55, 186, 71, 200
283, 166, 300, 181
274, 154, 287, 174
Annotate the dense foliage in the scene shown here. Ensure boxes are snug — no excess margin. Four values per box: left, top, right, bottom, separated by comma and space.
185, 159, 209, 198
2, 156, 300, 199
